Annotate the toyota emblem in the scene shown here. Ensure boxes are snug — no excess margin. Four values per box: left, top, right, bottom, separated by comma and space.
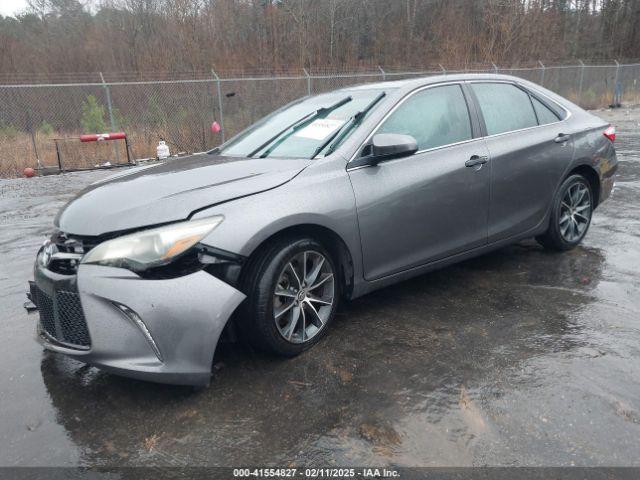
41, 241, 55, 268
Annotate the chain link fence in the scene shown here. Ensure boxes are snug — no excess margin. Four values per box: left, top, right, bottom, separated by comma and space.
1, 61, 638, 178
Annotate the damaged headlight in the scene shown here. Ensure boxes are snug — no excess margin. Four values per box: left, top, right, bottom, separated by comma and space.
81, 216, 224, 271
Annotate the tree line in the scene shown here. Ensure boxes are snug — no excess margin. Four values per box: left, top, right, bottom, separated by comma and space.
0, 0, 638, 81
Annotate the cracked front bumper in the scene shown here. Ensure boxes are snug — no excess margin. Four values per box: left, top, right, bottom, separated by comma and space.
31, 261, 246, 386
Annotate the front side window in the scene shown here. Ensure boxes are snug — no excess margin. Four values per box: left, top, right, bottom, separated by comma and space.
531, 96, 560, 125
375, 84, 472, 152
471, 83, 538, 135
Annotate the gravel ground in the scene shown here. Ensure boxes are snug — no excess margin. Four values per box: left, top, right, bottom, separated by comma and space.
0, 107, 639, 468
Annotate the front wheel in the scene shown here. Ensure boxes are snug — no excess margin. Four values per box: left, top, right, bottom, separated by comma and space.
537, 174, 593, 251
240, 237, 339, 356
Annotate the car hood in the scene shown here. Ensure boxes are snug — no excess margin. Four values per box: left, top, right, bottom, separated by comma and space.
55, 154, 312, 236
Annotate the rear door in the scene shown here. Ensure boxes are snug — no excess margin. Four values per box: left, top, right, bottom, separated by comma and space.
469, 82, 574, 242
347, 83, 491, 280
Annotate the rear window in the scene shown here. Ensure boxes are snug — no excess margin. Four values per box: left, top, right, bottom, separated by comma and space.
471, 83, 538, 135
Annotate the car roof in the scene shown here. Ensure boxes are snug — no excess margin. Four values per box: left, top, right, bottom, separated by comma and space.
340, 73, 533, 92
337, 73, 575, 114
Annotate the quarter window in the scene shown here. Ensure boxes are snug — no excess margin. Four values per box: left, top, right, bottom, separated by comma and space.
471, 83, 538, 135
375, 84, 472, 152
531, 96, 560, 125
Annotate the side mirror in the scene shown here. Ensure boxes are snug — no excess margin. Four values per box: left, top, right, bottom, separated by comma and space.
370, 133, 418, 164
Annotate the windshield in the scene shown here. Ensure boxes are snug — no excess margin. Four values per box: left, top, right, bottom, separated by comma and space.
219, 88, 390, 159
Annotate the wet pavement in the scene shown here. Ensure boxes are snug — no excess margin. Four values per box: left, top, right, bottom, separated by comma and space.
1, 107, 639, 468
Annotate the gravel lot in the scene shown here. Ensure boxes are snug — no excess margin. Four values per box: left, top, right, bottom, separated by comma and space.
1, 107, 639, 468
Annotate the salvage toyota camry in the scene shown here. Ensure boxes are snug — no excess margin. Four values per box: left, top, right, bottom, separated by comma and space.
27, 74, 617, 386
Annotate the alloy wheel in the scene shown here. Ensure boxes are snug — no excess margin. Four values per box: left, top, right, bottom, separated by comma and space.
273, 250, 335, 344
559, 182, 592, 243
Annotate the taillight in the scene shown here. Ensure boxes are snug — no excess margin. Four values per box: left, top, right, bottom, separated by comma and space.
603, 125, 616, 143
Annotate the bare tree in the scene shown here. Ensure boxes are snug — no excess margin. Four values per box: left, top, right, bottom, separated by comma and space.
0, 0, 638, 81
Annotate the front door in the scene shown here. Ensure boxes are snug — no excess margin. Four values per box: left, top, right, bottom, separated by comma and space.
348, 84, 490, 280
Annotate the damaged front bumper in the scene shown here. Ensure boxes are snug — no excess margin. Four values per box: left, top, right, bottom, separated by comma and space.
28, 259, 245, 386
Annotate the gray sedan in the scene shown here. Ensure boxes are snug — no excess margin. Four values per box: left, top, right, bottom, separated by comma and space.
27, 74, 617, 386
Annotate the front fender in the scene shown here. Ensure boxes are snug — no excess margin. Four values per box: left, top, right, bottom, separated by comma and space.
192, 163, 366, 296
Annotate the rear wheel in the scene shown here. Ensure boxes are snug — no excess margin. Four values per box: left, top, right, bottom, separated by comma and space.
240, 237, 339, 356
537, 174, 593, 251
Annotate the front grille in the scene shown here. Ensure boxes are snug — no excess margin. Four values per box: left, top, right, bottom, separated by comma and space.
35, 286, 91, 349
49, 257, 80, 275
35, 288, 56, 339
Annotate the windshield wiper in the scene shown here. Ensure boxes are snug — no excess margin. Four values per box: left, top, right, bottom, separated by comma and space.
310, 91, 386, 159
248, 96, 353, 158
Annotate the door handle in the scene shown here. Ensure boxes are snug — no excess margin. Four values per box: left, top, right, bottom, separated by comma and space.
554, 133, 571, 143
465, 155, 489, 168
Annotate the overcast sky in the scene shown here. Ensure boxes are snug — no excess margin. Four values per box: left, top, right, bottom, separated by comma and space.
0, 0, 30, 17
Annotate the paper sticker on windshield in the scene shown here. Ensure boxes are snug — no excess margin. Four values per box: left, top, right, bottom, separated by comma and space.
294, 118, 345, 140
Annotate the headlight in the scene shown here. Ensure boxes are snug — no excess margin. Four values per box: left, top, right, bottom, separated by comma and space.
81, 216, 223, 271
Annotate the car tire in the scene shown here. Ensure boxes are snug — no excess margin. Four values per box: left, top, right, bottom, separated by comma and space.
536, 174, 594, 251
239, 236, 340, 356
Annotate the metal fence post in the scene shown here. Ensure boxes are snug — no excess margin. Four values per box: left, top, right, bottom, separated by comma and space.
24, 108, 40, 168
100, 72, 120, 162
211, 68, 226, 143
612, 60, 621, 106
100, 72, 116, 132
303, 68, 312, 95
578, 60, 585, 105
378, 65, 386, 81
54, 139, 64, 172
538, 61, 546, 86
